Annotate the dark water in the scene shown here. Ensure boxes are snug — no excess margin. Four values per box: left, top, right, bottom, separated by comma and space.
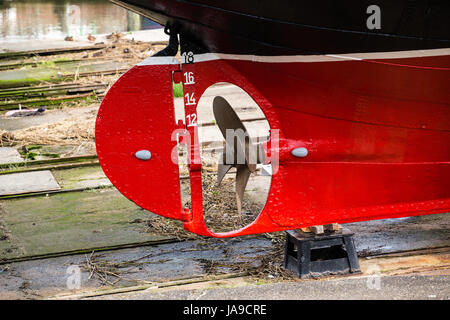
0, 0, 161, 42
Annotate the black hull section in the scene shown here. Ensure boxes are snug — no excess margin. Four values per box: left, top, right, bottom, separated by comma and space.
114, 0, 450, 55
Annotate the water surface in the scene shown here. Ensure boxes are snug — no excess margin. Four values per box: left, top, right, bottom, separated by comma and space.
0, 0, 161, 43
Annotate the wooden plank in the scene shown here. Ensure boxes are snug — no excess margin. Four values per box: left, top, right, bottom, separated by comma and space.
0, 161, 100, 176
0, 93, 97, 110
0, 154, 97, 170
0, 44, 108, 60
0, 189, 171, 261
0, 147, 23, 165
0, 170, 61, 196
0, 83, 108, 99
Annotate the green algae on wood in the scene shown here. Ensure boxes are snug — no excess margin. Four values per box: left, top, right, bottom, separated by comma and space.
0, 189, 169, 260
0, 83, 107, 100
0, 44, 107, 60
0, 61, 128, 89
52, 166, 111, 190
0, 93, 98, 111
0, 154, 98, 170
0, 161, 99, 176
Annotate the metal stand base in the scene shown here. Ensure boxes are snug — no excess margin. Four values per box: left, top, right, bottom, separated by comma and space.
283, 229, 361, 278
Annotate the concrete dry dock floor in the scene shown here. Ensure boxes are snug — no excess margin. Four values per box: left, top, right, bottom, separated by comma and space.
91, 275, 450, 300
0, 213, 448, 300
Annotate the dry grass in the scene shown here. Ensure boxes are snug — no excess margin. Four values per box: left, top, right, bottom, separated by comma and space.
83, 251, 155, 286
144, 217, 199, 241
235, 232, 297, 280
4, 118, 95, 147
201, 173, 261, 233
0, 130, 14, 146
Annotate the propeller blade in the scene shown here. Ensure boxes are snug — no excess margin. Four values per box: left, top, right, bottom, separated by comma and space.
257, 143, 266, 164
217, 163, 233, 185
235, 164, 251, 218
217, 150, 233, 185
213, 96, 266, 219
213, 96, 266, 166
214, 96, 254, 166
213, 96, 247, 140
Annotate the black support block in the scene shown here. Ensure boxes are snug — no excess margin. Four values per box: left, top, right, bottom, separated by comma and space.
283, 229, 361, 278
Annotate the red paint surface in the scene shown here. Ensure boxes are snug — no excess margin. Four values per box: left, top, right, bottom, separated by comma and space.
96, 54, 450, 237
96, 63, 184, 220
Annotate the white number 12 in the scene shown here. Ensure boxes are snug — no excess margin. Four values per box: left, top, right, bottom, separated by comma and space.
186, 113, 197, 127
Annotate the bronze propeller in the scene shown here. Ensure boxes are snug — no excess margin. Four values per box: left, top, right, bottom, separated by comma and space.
212, 96, 265, 218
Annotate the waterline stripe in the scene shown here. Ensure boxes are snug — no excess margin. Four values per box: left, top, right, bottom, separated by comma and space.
138, 48, 450, 66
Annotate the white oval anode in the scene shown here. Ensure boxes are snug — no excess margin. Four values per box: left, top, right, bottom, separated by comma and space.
291, 147, 308, 158
135, 150, 152, 160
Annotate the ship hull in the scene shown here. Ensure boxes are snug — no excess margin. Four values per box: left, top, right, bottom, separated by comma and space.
114, 0, 450, 55
217, 53, 450, 228
97, 0, 450, 236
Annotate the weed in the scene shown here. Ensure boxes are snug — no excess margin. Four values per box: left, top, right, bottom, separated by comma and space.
173, 82, 183, 98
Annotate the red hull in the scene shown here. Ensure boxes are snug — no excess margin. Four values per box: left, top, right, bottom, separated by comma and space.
96, 50, 450, 237
230, 53, 450, 224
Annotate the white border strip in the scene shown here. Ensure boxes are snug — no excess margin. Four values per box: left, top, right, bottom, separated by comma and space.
137, 56, 180, 66
138, 48, 450, 66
